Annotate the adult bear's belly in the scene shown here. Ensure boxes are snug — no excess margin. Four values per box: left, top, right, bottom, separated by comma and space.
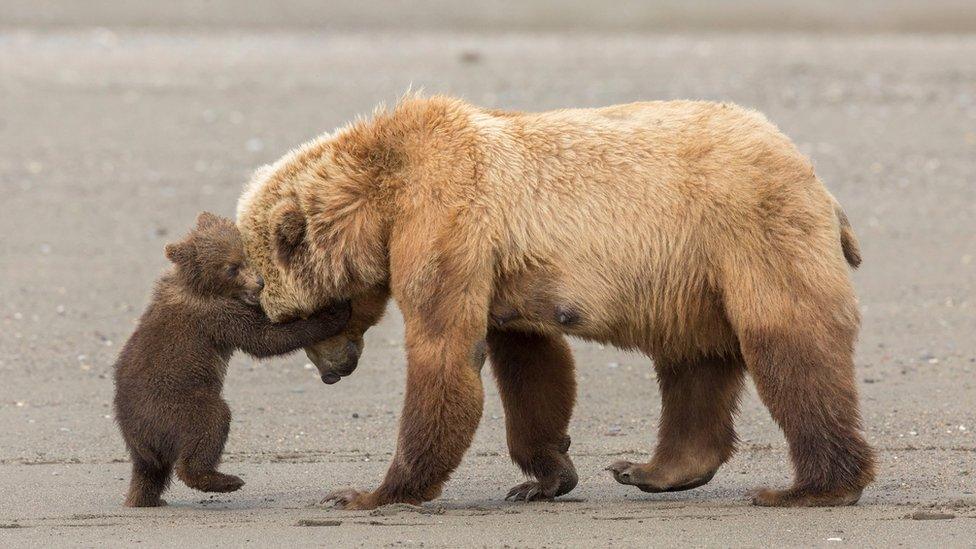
486, 255, 738, 361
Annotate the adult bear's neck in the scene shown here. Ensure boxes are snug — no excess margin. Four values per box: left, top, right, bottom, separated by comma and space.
329, 95, 482, 210
299, 96, 483, 295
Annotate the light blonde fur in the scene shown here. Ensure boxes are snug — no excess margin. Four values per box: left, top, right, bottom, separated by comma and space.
237, 95, 874, 509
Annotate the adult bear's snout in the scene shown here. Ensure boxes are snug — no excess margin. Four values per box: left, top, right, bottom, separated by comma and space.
321, 372, 342, 384
306, 336, 363, 384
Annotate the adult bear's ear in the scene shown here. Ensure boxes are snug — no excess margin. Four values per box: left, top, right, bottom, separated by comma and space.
196, 211, 221, 229
271, 200, 306, 268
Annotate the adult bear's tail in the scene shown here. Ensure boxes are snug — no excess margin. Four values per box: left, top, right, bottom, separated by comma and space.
835, 205, 862, 269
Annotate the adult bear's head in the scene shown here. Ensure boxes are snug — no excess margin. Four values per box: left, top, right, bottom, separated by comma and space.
236, 131, 393, 382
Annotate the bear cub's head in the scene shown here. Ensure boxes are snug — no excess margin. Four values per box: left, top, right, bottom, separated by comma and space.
164, 212, 265, 306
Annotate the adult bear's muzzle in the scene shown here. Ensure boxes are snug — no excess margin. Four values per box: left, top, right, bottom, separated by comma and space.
305, 336, 363, 384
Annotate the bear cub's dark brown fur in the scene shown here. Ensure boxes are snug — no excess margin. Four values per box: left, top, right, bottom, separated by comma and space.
113, 212, 350, 507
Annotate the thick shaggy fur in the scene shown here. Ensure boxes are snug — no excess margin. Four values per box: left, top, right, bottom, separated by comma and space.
113, 213, 350, 507
236, 95, 875, 509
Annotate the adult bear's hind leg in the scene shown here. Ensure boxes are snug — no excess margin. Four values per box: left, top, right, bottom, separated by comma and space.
488, 329, 578, 501
739, 323, 876, 506
608, 353, 745, 493
727, 261, 876, 507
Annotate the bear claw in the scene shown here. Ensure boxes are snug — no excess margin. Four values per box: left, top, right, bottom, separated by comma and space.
321, 488, 380, 510
505, 481, 550, 502
506, 452, 578, 503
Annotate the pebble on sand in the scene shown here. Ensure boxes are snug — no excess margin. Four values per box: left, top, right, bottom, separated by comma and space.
907, 511, 956, 521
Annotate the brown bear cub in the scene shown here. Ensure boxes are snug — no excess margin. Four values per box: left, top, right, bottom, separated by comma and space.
113, 212, 350, 507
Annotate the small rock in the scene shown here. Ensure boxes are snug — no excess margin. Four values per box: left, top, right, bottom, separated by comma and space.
907, 511, 955, 520
351, 412, 359, 419
296, 519, 342, 527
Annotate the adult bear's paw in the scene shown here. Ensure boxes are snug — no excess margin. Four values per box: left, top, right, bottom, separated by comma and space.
505, 475, 575, 502
320, 488, 380, 510
505, 450, 578, 502
606, 460, 716, 493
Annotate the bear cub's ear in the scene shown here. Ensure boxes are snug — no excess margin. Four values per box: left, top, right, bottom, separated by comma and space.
195, 211, 221, 230
164, 241, 193, 265
271, 200, 306, 268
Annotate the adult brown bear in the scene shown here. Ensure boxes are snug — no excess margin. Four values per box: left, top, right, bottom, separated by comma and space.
236, 95, 875, 509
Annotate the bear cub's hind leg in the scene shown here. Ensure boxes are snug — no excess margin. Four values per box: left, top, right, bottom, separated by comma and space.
174, 400, 244, 493
124, 454, 173, 507
608, 353, 744, 493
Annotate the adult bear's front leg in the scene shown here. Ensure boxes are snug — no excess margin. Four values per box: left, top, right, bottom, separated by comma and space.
323, 308, 488, 509
488, 329, 578, 501
320, 207, 496, 510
